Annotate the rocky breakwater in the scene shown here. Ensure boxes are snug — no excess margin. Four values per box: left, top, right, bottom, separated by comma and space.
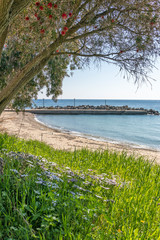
35, 105, 159, 115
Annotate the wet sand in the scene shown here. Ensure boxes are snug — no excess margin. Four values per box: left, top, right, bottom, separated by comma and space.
0, 111, 160, 164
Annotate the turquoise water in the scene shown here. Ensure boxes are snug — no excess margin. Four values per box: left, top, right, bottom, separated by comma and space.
35, 99, 160, 150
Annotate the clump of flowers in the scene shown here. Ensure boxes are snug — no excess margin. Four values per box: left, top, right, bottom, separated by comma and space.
48, 2, 52, 8
62, 13, 67, 19
61, 30, 66, 36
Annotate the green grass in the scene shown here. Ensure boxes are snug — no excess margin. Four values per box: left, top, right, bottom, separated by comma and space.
0, 133, 160, 239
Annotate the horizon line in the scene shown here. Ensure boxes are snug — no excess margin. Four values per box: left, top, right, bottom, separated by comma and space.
34, 98, 160, 101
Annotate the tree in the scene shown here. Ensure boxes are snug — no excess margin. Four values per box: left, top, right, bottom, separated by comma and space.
0, 44, 72, 109
0, 0, 160, 114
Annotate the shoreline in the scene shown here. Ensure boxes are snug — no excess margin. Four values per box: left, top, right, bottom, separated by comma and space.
35, 115, 153, 151
1, 111, 160, 164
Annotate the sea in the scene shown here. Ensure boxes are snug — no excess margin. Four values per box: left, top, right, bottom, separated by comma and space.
33, 99, 160, 150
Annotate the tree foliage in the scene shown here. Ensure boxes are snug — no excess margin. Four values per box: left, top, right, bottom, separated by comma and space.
0, 46, 71, 109
0, 0, 160, 112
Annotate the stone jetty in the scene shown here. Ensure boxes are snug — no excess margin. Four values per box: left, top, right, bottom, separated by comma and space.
23, 105, 159, 115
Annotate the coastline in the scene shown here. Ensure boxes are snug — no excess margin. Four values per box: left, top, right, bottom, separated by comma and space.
35, 115, 151, 149
0, 111, 160, 164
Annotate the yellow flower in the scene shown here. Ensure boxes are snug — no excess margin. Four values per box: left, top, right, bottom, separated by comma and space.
141, 220, 145, 223
121, 209, 124, 212
117, 229, 121, 233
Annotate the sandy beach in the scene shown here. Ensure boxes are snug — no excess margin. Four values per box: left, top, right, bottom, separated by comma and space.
0, 111, 160, 164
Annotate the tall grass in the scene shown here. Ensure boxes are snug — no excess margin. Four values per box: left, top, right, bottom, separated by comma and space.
0, 133, 160, 239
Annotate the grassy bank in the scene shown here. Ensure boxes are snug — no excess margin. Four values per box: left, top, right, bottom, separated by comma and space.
0, 133, 160, 239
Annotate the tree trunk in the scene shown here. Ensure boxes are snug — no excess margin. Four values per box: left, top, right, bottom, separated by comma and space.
0, 27, 8, 57
0, 0, 12, 57
0, 56, 50, 114
0, 0, 32, 57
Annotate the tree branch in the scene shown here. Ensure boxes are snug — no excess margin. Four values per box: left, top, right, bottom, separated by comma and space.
53, 51, 119, 61
0, 26, 8, 57
0, 0, 31, 57
0, 56, 49, 114
0, 35, 66, 104
0, 0, 13, 35
10, 0, 32, 20
65, 27, 106, 42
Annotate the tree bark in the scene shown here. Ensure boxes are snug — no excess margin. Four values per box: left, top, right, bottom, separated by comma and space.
0, 34, 65, 114
0, 0, 82, 114
0, 56, 50, 114
0, 26, 8, 57
0, 37, 61, 102
0, 0, 12, 56
0, 0, 31, 57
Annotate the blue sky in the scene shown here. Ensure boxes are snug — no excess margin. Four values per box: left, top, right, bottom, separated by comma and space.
38, 60, 160, 100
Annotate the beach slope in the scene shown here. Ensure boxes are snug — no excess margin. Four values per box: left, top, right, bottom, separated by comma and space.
0, 111, 160, 164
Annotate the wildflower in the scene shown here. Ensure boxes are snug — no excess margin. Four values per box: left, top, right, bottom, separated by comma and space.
26, 160, 33, 164
68, 178, 77, 183
101, 16, 104, 19
104, 199, 115, 203
49, 14, 53, 19
100, 186, 110, 190
61, 30, 66, 36
35, 181, 43, 184
111, 19, 114, 23
35, 2, 40, 6
20, 174, 28, 177
70, 191, 76, 195
48, 2, 52, 8
141, 220, 145, 223
63, 26, 68, 31
36, 173, 42, 176
120, 50, 123, 54
95, 195, 103, 199
44, 170, 51, 175
56, 50, 59, 52
54, 4, 58, 9
37, 16, 40, 20
25, 16, 29, 21
50, 174, 63, 182
34, 190, 41, 195
37, 177, 43, 181
10, 169, 19, 174
53, 192, 59, 197
52, 200, 57, 206
69, 12, 72, 17
62, 13, 67, 19
39, 6, 44, 10
34, 13, 38, 17
29, 164, 34, 168
117, 229, 121, 233
52, 183, 59, 188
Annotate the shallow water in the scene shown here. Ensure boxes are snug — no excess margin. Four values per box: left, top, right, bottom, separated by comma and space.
35, 99, 160, 150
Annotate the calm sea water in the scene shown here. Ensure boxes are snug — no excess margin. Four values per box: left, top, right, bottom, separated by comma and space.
34, 99, 160, 150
